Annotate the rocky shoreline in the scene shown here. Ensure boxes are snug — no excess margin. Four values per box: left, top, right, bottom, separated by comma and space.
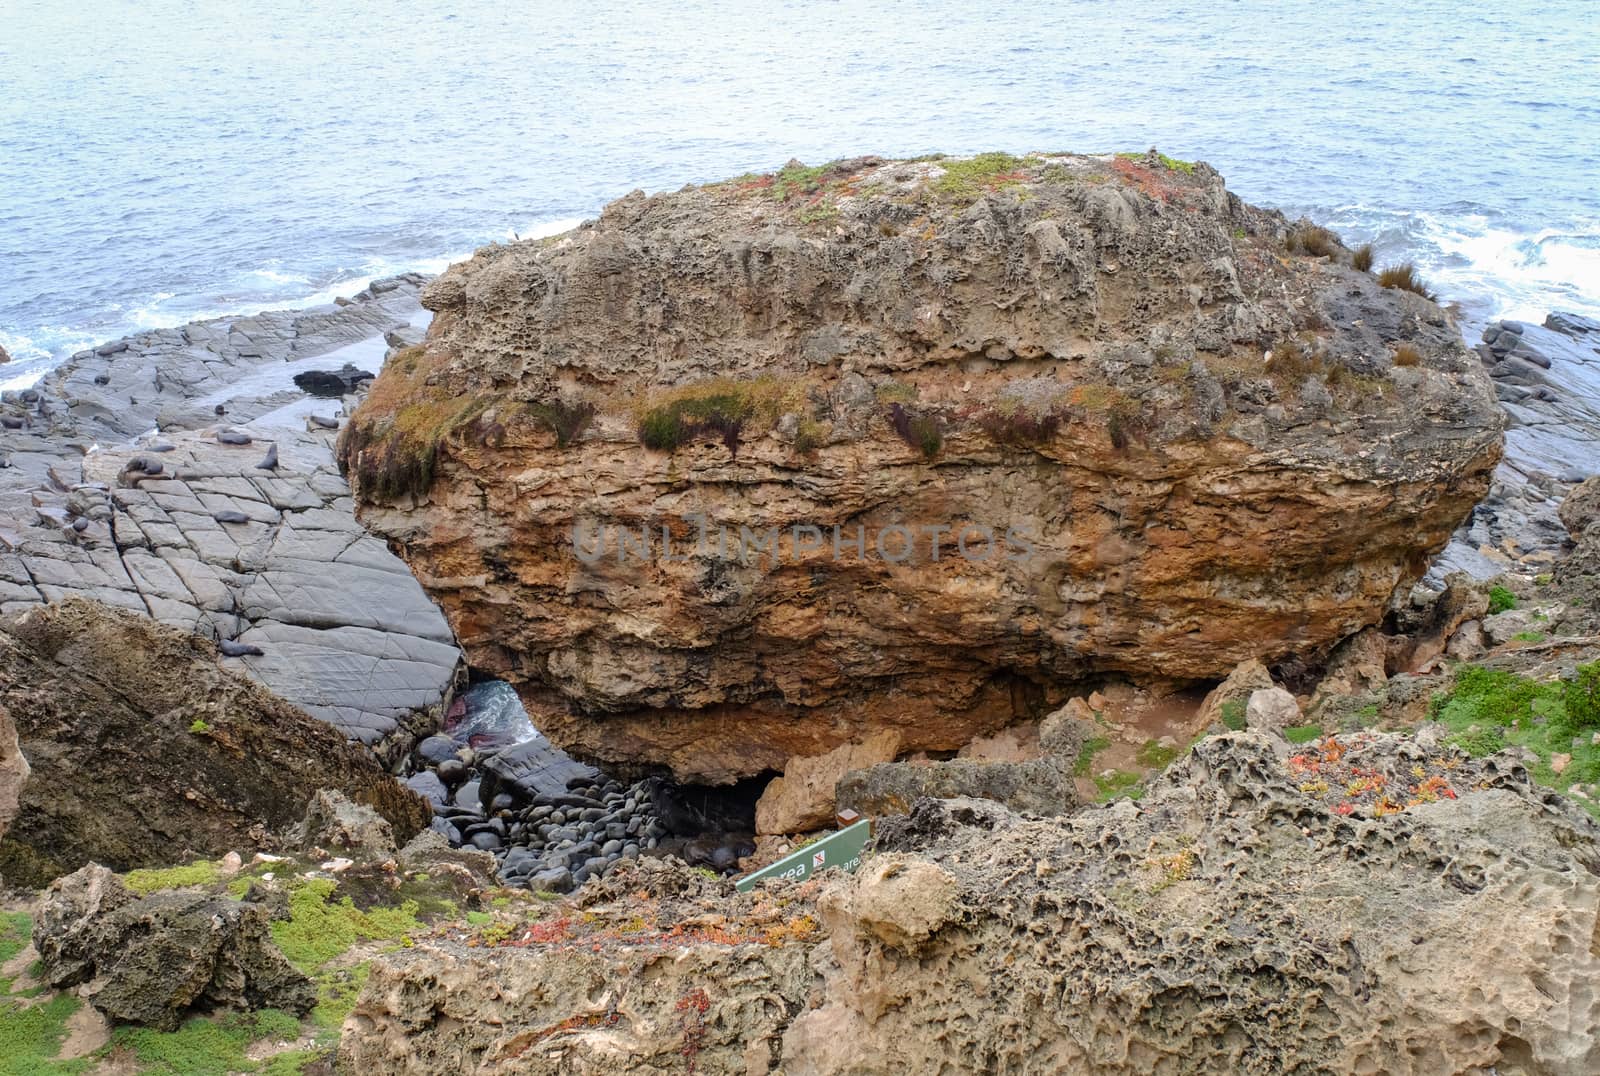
0, 275, 458, 756
1, 152, 1599, 1074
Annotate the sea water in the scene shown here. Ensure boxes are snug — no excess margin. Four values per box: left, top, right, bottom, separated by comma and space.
2, 0, 1595, 388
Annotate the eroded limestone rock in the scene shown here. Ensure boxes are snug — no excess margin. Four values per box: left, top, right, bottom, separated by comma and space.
338, 732, 1600, 1075
35, 864, 314, 1031
344, 154, 1501, 783
754, 730, 900, 835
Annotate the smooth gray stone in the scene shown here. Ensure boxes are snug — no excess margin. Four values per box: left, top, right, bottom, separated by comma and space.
528, 867, 572, 894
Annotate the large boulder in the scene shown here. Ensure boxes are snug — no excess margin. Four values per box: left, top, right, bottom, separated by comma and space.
343, 153, 1502, 782
0, 598, 432, 885
754, 730, 900, 835
34, 864, 314, 1030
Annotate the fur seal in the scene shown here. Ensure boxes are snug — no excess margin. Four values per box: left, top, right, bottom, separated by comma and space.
213, 510, 250, 525
307, 414, 339, 430
218, 639, 265, 657
255, 443, 278, 470
217, 429, 252, 446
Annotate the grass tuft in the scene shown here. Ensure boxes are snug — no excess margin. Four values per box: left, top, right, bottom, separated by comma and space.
1392, 343, 1423, 367
885, 403, 943, 459
1487, 585, 1517, 615
1288, 225, 1340, 258
1351, 243, 1375, 272
1377, 263, 1437, 301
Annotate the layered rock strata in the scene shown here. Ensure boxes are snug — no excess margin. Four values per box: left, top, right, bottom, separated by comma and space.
343, 153, 1503, 781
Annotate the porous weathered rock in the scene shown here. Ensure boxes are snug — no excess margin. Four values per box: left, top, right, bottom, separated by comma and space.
1560, 474, 1600, 537
754, 730, 900, 835
0, 599, 432, 885
35, 864, 314, 1030
337, 732, 1600, 1074
343, 153, 1502, 782
1037, 699, 1095, 757
0, 701, 26, 843
836, 754, 1080, 818
299, 788, 397, 860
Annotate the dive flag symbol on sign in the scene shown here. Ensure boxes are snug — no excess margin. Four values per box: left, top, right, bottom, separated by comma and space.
813, 849, 826, 868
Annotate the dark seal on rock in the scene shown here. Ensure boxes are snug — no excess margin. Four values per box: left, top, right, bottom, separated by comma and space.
217, 429, 252, 446
218, 639, 265, 657
256, 443, 279, 470
213, 510, 250, 525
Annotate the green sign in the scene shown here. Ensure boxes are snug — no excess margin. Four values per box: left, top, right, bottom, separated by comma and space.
734, 819, 871, 893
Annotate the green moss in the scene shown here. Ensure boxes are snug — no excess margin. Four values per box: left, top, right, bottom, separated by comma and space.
1487, 585, 1518, 615
1283, 725, 1324, 745
1433, 663, 1600, 819
112, 1012, 274, 1076
635, 382, 796, 454
122, 860, 220, 896
930, 152, 1030, 199
770, 162, 829, 202
1073, 736, 1110, 777
270, 880, 420, 975
261, 1050, 326, 1076
1219, 699, 1247, 732
311, 963, 370, 1032
187, 719, 211, 735
1093, 770, 1144, 802
0, 992, 86, 1074
523, 399, 595, 447
1512, 630, 1546, 643
872, 380, 918, 404
0, 912, 31, 967
251, 1010, 302, 1043
465, 911, 492, 927
1115, 150, 1195, 174
1135, 740, 1179, 768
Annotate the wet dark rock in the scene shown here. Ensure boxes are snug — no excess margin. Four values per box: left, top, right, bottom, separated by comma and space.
417, 735, 456, 764
478, 737, 600, 807
293, 363, 375, 398
529, 867, 573, 894
405, 771, 448, 806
